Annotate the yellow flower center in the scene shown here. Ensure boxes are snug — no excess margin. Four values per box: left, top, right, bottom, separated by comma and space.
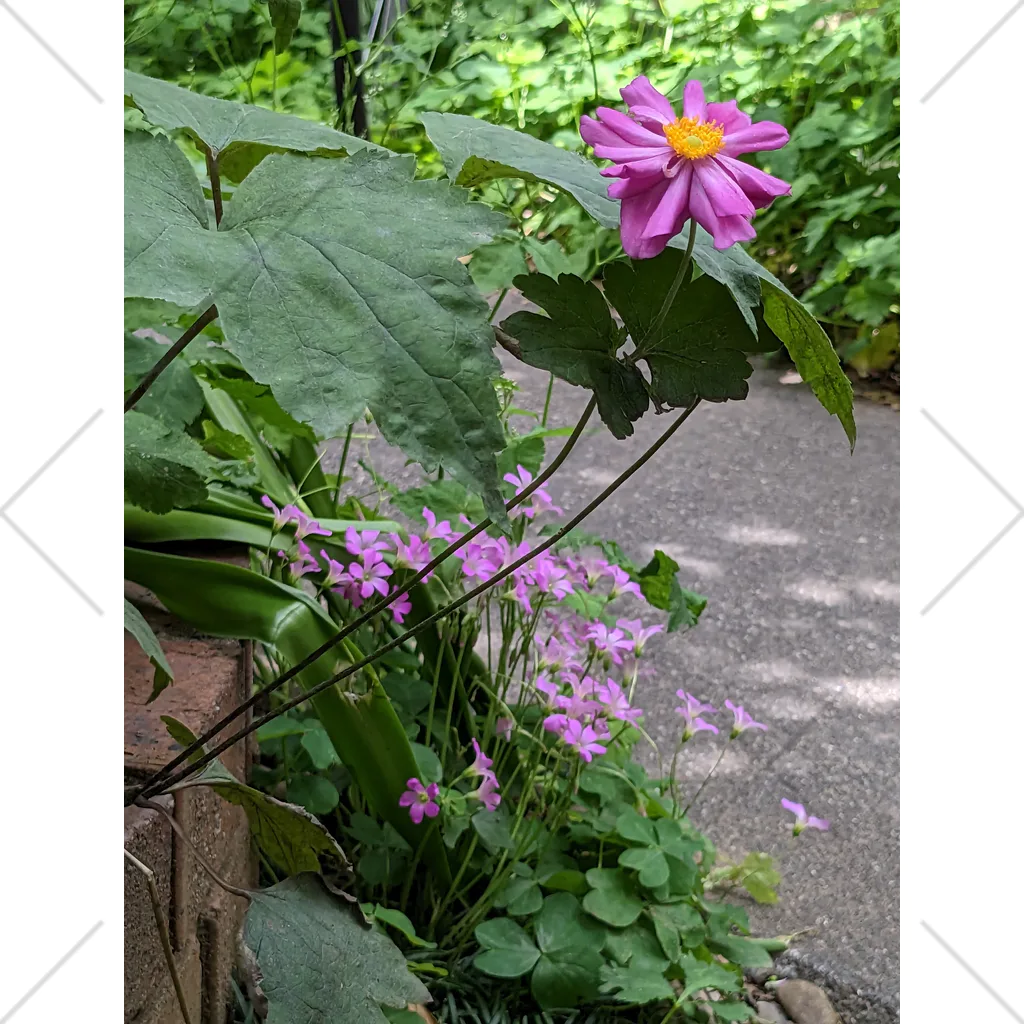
663, 116, 725, 159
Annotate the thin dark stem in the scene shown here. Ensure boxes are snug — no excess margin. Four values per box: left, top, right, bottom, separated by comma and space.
488, 288, 508, 323
124, 305, 218, 413
124, 848, 195, 1024
205, 147, 223, 226
133, 394, 599, 801
333, 423, 355, 512
150, 398, 701, 796
681, 740, 730, 818
137, 798, 253, 899
645, 219, 697, 344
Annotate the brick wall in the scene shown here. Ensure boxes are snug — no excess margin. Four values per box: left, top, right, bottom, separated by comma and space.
125, 584, 256, 1024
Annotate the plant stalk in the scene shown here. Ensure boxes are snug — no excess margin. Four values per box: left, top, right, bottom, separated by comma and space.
124, 305, 218, 413
644, 219, 697, 343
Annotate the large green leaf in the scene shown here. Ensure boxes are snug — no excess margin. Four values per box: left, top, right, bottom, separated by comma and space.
473, 918, 541, 978
599, 963, 675, 1004
500, 273, 648, 439
244, 874, 430, 1023
762, 281, 856, 450
604, 254, 754, 405
124, 70, 382, 181
421, 112, 619, 226
124, 410, 215, 513
124, 598, 173, 701
123, 547, 451, 883
124, 333, 204, 429
124, 134, 508, 515
162, 715, 349, 874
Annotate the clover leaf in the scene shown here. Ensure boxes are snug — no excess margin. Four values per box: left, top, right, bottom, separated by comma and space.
615, 811, 701, 893
474, 895, 605, 1009
582, 867, 643, 927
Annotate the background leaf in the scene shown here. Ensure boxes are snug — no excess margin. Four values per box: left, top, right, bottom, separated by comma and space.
124, 411, 215, 513
124, 598, 174, 701
501, 273, 648, 438
243, 874, 430, 1023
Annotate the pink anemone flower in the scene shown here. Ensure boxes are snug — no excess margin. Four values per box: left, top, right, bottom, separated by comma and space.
581, 76, 790, 257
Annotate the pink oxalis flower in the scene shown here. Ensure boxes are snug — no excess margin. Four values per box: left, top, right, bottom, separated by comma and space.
724, 698, 768, 739
468, 739, 494, 778
563, 719, 608, 762
580, 76, 790, 257
469, 773, 501, 812
495, 717, 514, 741
674, 689, 719, 740
389, 591, 412, 624
399, 778, 440, 824
781, 798, 830, 836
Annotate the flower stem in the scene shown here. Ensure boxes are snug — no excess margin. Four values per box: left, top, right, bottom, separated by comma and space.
488, 288, 508, 322
332, 423, 355, 512
541, 373, 555, 426
644, 219, 697, 344
681, 739, 731, 818
142, 397, 700, 798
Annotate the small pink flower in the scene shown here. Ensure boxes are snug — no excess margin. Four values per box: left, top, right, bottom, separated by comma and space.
543, 713, 570, 736
606, 565, 643, 600
344, 527, 389, 559
495, 717, 514, 741
319, 551, 348, 588
616, 618, 665, 656
781, 798, 829, 836
347, 554, 392, 599
261, 495, 299, 532
725, 699, 768, 739
534, 672, 561, 709
563, 719, 607, 762
674, 689, 719, 740
422, 507, 455, 542
398, 778, 440, 824
287, 540, 320, 579
586, 622, 635, 664
580, 76, 790, 256
390, 591, 412, 624
391, 532, 433, 574
469, 738, 494, 777
460, 542, 500, 581
596, 679, 643, 724
469, 773, 501, 812
292, 510, 331, 541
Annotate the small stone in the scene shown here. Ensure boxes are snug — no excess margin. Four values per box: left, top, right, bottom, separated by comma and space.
755, 1001, 790, 1024
775, 980, 841, 1024
746, 966, 774, 985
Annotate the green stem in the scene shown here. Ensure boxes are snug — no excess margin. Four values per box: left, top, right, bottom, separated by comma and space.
644, 219, 697, 344
333, 423, 355, 512
541, 373, 555, 426
488, 288, 508, 322
681, 739, 731, 817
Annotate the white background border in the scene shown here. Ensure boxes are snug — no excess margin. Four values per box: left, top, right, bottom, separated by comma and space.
1, 1, 1021, 1020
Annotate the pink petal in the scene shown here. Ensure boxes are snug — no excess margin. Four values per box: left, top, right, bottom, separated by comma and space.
694, 159, 755, 218
399, 792, 416, 807
580, 114, 628, 149
592, 143, 675, 163
641, 163, 692, 241
409, 803, 425, 824
716, 155, 791, 209
620, 75, 676, 125
780, 798, 805, 819
704, 100, 751, 134
689, 174, 755, 250
612, 154, 674, 178
424, 802, 440, 819
594, 106, 668, 146
722, 120, 789, 156
682, 80, 706, 120
619, 178, 673, 259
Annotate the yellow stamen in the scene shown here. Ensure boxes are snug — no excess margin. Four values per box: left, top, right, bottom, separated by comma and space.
663, 116, 724, 160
